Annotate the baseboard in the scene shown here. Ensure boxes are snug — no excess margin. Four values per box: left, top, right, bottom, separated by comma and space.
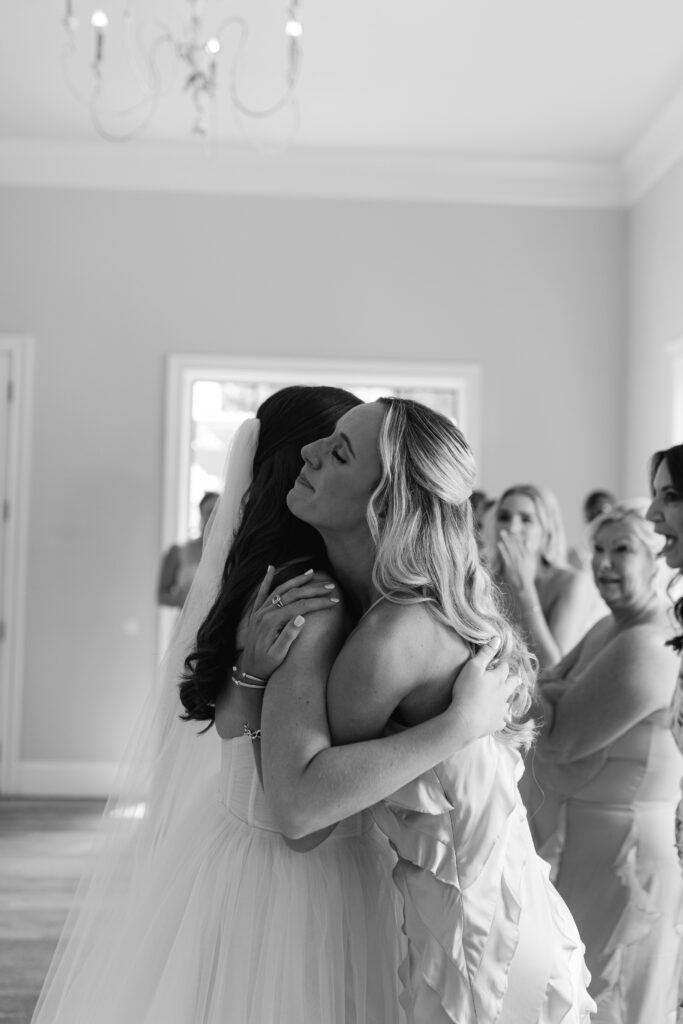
9, 759, 118, 797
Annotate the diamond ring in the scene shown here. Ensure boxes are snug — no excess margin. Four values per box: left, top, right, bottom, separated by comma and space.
271, 593, 284, 609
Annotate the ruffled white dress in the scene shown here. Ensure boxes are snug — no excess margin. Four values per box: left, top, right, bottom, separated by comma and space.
535, 710, 683, 1024
373, 729, 596, 1024
33, 737, 406, 1024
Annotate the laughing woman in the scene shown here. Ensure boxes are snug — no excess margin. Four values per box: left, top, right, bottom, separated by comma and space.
647, 442, 683, 865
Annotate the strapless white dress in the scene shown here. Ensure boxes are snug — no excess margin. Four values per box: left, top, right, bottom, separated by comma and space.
374, 730, 596, 1024
34, 736, 405, 1024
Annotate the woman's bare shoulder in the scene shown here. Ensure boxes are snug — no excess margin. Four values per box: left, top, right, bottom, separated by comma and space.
354, 598, 470, 669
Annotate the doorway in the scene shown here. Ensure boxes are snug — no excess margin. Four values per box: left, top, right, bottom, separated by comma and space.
159, 355, 482, 660
0, 336, 34, 794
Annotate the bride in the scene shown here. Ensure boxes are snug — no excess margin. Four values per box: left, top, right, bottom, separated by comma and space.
32, 385, 513, 1024
246, 397, 596, 1023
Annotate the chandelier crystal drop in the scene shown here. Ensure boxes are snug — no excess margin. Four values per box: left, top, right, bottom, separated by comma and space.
61, 0, 303, 142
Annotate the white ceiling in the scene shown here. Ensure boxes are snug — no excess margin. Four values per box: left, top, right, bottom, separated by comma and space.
3, 1, 683, 203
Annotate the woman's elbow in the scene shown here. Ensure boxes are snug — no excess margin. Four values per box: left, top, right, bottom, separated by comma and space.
282, 825, 336, 852
270, 792, 320, 841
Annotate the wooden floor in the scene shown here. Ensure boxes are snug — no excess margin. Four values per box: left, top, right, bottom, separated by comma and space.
0, 798, 105, 1024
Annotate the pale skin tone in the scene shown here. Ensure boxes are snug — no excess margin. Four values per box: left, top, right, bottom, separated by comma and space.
535, 518, 678, 764
245, 402, 516, 841
647, 460, 683, 572
215, 566, 512, 846
496, 492, 593, 669
213, 409, 514, 846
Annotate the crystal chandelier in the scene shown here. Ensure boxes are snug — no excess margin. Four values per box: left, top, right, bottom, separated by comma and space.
61, 1, 303, 141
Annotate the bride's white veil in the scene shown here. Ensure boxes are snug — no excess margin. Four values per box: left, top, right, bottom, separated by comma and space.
31, 418, 260, 1023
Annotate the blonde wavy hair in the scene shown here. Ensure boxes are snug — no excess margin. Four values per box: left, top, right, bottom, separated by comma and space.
367, 397, 537, 751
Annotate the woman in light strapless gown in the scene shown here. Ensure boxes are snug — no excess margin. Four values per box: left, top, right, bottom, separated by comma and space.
254, 398, 595, 1023
647, 445, 683, 867
648, 447, 683, 1024
534, 501, 683, 1023
32, 387, 514, 1024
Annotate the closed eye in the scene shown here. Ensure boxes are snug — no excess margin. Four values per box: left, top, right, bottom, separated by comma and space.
332, 449, 347, 464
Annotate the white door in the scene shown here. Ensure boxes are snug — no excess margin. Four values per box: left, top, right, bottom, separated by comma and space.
0, 351, 12, 789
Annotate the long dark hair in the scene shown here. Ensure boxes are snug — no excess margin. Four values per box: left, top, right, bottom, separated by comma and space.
179, 385, 362, 725
650, 443, 683, 653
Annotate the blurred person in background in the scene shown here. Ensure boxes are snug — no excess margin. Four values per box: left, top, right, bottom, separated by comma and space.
158, 491, 220, 608
568, 488, 617, 571
470, 488, 495, 557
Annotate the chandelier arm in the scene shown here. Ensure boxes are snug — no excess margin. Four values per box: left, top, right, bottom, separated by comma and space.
61, 4, 304, 139
122, 17, 173, 100
62, 42, 101, 109
63, 33, 169, 131
215, 16, 302, 121
231, 98, 301, 155
89, 88, 161, 142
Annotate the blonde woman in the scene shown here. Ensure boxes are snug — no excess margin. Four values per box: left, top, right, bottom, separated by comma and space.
249, 399, 594, 1024
534, 502, 683, 1023
494, 484, 600, 669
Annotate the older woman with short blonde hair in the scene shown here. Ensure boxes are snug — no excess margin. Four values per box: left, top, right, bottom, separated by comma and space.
533, 500, 683, 1024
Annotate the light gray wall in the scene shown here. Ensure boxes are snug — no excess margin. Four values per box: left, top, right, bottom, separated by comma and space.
0, 186, 624, 782
626, 158, 683, 496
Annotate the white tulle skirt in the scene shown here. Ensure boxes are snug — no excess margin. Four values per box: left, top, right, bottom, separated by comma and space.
33, 738, 406, 1024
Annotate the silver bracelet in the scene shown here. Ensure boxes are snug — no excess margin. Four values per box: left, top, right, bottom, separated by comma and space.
231, 665, 267, 690
243, 723, 262, 741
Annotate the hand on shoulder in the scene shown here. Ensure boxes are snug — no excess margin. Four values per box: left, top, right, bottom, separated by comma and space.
328, 598, 470, 743
240, 565, 346, 682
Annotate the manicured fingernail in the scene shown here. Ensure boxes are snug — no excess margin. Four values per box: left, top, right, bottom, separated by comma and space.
267, 565, 275, 574
303, 568, 314, 576
324, 583, 335, 590
330, 597, 340, 603
294, 615, 305, 626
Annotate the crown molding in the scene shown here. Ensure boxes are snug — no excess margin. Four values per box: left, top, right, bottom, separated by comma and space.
0, 138, 626, 208
623, 83, 683, 204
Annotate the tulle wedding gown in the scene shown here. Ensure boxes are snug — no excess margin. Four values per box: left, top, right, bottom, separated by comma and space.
32, 735, 406, 1024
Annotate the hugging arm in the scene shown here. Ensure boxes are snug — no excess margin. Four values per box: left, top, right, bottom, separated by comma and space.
532, 632, 591, 723
260, 606, 511, 842
538, 626, 678, 763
